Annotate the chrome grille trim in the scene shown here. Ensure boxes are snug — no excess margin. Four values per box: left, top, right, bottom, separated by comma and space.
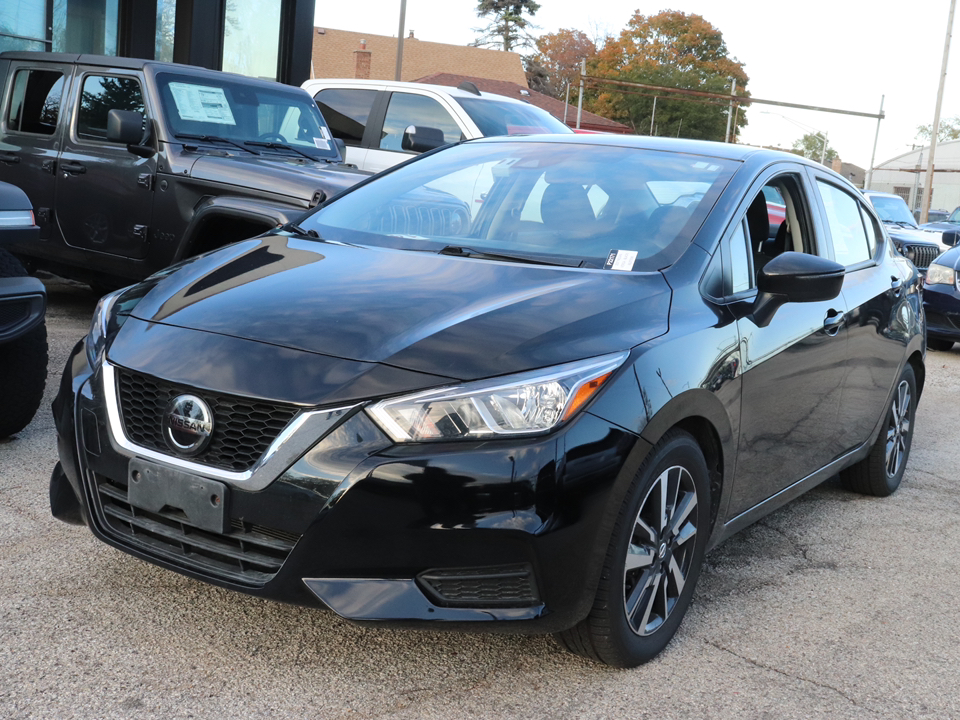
101, 361, 360, 491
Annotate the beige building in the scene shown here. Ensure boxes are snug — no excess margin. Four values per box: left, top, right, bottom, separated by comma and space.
311, 27, 527, 85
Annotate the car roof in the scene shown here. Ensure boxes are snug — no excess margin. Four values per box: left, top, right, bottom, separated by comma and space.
302, 78, 533, 106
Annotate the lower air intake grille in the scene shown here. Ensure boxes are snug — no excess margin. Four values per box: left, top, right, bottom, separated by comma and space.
0, 299, 28, 330
115, 369, 299, 472
92, 473, 300, 585
418, 564, 540, 608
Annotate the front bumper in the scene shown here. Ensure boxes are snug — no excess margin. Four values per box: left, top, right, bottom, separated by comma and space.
923, 283, 960, 341
52, 342, 649, 634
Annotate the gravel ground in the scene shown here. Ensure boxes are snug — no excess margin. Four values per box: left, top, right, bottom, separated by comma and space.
2, 275, 959, 720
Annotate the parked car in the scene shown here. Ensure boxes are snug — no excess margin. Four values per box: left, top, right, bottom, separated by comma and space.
301, 78, 573, 173
922, 245, 960, 350
0, 181, 46, 438
861, 190, 945, 270
920, 205, 960, 247
50, 136, 924, 668
0, 52, 367, 289
918, 207, 950, 224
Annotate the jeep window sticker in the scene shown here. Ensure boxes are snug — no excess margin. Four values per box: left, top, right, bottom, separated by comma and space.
168, 83, 236, 125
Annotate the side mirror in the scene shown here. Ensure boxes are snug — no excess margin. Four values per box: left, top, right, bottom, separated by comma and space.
107, 109, 155, 158
401, 125, 446, 153
751, 251, 845, 328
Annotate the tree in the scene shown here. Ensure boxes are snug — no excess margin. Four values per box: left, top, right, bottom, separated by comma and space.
472, 0, 540, 52
586, 10, 748, 141
531, 28, 597, 99
791, 132, 838, 163
916, 116, 960, 143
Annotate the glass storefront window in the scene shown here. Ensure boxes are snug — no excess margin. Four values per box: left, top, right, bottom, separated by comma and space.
53, 0, 119, 55
222, 0, 281, 81
156, 0, 176, 63
0, 0, 48, 52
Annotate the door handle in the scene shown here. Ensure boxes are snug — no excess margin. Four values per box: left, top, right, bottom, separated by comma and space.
823, 310, 844, 336
61, 161, 86, 175
890, 276, 904, 297
0, 152, 20, 164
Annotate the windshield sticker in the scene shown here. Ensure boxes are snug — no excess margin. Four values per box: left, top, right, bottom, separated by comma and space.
604, 249, 638, 272
319, 126, 331, 140
169, 83, 236, 125
314, 137, 330, 150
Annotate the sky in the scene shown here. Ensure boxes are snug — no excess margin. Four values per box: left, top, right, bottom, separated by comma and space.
314, 0, 960, 171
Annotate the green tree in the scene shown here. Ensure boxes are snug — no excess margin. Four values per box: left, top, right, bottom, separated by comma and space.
916, 116, 960, 143
530, 28, 597, 99
586, 10, 748, 141
473, 0, 540, 52
791, 132, 838, 163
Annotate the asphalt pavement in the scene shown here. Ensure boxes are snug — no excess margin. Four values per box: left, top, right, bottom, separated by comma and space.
2, 275, 959, 719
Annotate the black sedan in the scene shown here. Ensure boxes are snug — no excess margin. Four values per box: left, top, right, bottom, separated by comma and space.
922, 245, 960, 350
50, 135, 924, 668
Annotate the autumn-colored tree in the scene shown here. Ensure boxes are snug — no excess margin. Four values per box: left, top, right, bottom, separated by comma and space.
531, 29, 597, 99
473, 0, 540, 52
587, 10, 748, 141
791, 132, 838, 163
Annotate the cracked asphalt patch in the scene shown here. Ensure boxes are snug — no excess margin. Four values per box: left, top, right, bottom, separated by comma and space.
2, 276, 959, 719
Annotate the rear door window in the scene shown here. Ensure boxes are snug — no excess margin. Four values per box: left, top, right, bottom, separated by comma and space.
314, 88, 378, 147
6, 69, 65, 135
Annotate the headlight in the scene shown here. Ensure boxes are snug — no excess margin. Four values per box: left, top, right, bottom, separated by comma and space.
926, 262, 957, 286
368, 352, 628, 442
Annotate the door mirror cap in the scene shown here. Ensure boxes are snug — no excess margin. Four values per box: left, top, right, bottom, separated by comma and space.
107, 110, 155, 158
752, 251, 845, 327
401, 125, 446, 153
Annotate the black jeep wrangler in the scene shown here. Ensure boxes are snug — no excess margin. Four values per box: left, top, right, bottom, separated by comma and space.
0, 52, 367, 288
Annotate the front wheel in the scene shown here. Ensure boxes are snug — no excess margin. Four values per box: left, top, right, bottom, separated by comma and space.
840, 364, 916, 497
555, 430, 711, 667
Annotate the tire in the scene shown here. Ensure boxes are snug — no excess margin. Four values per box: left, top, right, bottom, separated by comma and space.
840, 364, 916, 497
0, 248, 48, 438
927, 337, 954, 352
555, 430, 711, 667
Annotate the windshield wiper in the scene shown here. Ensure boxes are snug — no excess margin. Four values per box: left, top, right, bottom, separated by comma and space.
283, 222, 321, 238
244, 140, 323, 162
174, 133, 258, 155
438, 245, 579, 267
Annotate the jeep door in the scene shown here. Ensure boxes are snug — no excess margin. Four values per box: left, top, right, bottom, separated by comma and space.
55, 69, 154, 259
0, 60, 72, 241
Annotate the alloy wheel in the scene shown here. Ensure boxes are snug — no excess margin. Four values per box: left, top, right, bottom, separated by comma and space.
886, 379, 912, 478
623, 464, 699, 636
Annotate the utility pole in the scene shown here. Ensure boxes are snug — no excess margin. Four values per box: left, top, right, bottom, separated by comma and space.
922, 0, 957, 223
394, 0, 407, 82
820, 131, 828, 165
724, 78, 737, 143
865, 95, 884, 190
576, 58, 585, 129
563, 82, 570, 124
649, 96, 657, 135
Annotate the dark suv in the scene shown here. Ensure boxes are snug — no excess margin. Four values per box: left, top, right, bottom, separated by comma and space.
0, 52, 367, 288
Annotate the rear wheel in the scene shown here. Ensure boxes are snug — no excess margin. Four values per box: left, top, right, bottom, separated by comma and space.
0, 248, 48, 438
840, 364, 916, 497
555, 430, 710, 667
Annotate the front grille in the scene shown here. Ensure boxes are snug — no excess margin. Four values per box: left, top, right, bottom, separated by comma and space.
418, 564, 540, 608
91, 472, 300, 585
116, 369, 299, 471
907, 244, 941, 270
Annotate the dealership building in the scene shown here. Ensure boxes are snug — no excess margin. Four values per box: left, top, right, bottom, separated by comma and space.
0, 0, 316, 85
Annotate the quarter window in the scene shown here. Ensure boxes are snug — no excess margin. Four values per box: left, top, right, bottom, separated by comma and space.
818, 181, 872, 266
729, 220, 752, 294
6, 69, 64, 135
76, 75, 144, 141
314, 88, 378, 147
379, 93, 461, 152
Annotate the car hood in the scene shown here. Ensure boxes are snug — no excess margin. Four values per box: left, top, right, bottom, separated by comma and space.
189, 154, 368, 203
125, 235, 670, 383
883, 222, 942, 246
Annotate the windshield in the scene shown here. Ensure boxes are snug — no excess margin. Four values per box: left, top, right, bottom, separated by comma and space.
869, 195, 917, 226
455, 97, 572, 137
297, 140, 738, 271
155, 72, 340, 160
948, 207, 960, 223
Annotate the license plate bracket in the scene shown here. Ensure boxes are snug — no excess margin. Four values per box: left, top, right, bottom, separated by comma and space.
127, 459, 228, 534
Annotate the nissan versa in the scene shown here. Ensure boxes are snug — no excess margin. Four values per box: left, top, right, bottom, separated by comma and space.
51, 135, 924, 668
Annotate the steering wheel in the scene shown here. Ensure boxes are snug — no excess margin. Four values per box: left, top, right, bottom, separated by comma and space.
258, 133, 286, 143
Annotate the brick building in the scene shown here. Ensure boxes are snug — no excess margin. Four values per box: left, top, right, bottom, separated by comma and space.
311, 27, 527, 85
